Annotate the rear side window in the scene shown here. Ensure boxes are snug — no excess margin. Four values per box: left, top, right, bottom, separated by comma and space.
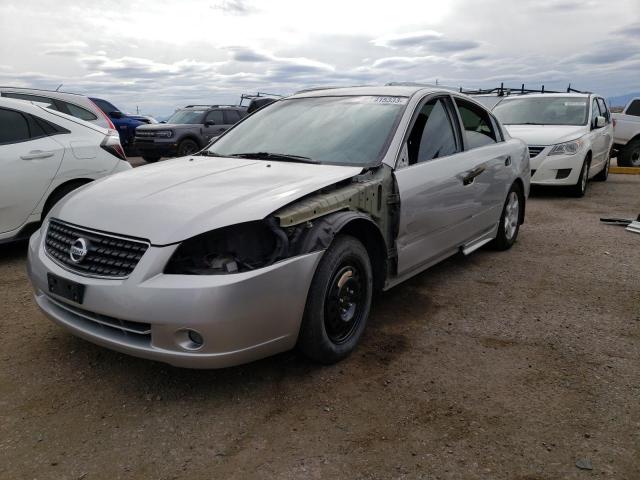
407, 97, 460, 165
205, 110, 224, 124
625, 99, 640, 116
0, 108, 30, 144
455, 99, 498, 149
61, 101, 98, 121
223, 110, 241, 124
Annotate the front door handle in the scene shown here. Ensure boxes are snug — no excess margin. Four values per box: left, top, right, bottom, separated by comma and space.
20, 150, 55, 160
462, 165, 485, 186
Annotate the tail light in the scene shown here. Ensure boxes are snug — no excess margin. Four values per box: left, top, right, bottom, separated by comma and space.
101, 132, 127, 161
89, 99, 116, 130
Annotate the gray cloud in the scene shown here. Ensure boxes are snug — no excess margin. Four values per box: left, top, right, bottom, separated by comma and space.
373, 30, 480, 53
616, 23, 640, 37
211, 0, 256, 15
571, 46, 639, 65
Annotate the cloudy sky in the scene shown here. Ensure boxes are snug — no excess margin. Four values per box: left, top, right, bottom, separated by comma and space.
1, 0, 638, 116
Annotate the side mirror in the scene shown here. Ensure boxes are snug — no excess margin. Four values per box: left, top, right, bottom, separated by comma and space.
110, 111, 124, 119
160, 120, 167, 124
595, 116, 606, 128
205, 120, 216, 126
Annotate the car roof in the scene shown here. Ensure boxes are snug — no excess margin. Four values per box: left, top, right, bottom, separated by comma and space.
288, 85, 444, 99
497, 92, 593, 99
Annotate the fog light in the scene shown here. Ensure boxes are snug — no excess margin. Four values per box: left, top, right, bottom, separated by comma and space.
556, 168, 572, 179
188, 330, 203, 346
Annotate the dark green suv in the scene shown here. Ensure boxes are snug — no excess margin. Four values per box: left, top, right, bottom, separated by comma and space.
134, 105, 247, 162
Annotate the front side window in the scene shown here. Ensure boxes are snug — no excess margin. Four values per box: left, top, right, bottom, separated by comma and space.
223, 110, 240, 124
596, 98, 610, 122
591, 99, 602, 127
167, 110, 206, 124
493, 96, 589, 126
0, 108, 30, 144
407, 97, 460, 165
455, 98, 497, 149
205, 110, 224, 124
208, 96, 407, 166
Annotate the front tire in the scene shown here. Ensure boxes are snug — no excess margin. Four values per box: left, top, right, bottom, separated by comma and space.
491, 184, 523, 251
142, 155, 161, 163
177, 139, 199, 157
594, 154, 610, 181
618, 138, 640, 167
297, 235, 373, 364
569, 157, 590, 197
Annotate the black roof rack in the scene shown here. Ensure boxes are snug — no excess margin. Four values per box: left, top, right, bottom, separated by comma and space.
239, 92, 283, 106
0, 85, 84, 96
184, 104, 243, 108
459, 82, 591, 97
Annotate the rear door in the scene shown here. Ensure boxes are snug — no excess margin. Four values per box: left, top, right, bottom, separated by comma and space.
395, 95, 487, 275
0, 108, 64, 233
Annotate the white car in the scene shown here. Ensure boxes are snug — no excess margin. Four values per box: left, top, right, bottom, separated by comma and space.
492, 93, 613, 196
0, 98, 131, 244
612, 98, 640, 167
0, 87, 115, 130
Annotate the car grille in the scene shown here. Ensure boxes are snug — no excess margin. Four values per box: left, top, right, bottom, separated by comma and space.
45, 219, 149, 278
45, 295, 151, 346
528, 145, 545, 158
136, 131, 156, 137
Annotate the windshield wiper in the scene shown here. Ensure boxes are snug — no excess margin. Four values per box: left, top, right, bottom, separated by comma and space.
229, 152, 319, 164
199, 150, 222, 157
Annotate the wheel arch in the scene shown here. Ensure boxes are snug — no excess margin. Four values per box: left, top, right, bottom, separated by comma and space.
41, 178, 94, 218
294, 211, 388, 292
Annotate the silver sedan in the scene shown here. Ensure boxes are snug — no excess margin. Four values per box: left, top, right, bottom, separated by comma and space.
27, 85, 530, 368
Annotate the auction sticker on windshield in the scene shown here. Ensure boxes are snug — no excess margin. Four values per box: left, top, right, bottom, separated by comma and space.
373, 96, 408, 104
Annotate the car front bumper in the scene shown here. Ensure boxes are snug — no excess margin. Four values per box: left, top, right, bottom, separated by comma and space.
529, 147, 586, 186
133, 138, 179, 157
27, 227, 323, 368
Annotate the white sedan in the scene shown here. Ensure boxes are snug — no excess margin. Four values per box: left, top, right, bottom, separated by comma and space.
0, 98, 131, 244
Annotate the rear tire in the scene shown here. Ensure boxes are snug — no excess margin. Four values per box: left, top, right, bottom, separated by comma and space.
297, 235, 373, 364
491, 183, 523, 251
142, 155, 161, 163
618, 138, 640, 167
569, 157, 590, 197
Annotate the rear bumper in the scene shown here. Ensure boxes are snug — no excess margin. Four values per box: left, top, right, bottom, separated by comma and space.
27, 227, 323, 368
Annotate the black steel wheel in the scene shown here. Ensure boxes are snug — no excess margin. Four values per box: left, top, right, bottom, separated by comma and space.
298, 235, 372, 364
177, 138, 199, 157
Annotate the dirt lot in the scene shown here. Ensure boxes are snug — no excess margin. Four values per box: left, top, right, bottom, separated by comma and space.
1, 172, 639, 480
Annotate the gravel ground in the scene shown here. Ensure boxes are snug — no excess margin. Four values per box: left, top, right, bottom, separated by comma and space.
1, 171, 639, 480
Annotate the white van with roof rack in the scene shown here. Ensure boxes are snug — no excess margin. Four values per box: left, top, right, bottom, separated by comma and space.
483, 88, 613, 196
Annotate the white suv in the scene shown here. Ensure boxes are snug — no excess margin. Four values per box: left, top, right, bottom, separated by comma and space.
492, 93, 613, 196
0, 98, 131, 244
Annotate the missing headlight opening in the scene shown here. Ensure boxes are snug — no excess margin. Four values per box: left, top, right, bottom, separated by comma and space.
165, 219, 288, 274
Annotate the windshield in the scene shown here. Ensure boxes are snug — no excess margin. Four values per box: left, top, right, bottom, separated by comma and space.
208, 96, 408, 166
167, 110, 206, 124
493, 97, 588, 126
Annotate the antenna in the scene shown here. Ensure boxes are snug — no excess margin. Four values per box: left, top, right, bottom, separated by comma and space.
55, 84, 63, 92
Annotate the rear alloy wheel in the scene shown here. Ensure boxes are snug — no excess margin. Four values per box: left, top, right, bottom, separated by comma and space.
298, 235, 372, 364
491, 184, 522, 251
618, 138, 640, 167
569, 157, 590, 197
594, 154, 610, 181
177, 139, 199, 157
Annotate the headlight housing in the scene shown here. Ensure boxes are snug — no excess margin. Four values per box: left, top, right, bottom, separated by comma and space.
548, 139, 583, 156
164, 220, 289, 275
155, 130, 173, 138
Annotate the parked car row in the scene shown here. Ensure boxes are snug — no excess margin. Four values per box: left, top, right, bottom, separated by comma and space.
0, 80, 633, 371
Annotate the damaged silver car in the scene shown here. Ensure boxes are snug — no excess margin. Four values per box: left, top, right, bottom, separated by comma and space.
27, 86, 530, 368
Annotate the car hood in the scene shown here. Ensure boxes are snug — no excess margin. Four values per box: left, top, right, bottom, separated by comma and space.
503, 125, 587, 146
137, 123, 197, 131
52, 156, 363, 245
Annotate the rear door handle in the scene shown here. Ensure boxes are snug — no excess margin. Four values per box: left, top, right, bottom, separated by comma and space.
20, 150, 55, 160
462, 165, 485, 186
